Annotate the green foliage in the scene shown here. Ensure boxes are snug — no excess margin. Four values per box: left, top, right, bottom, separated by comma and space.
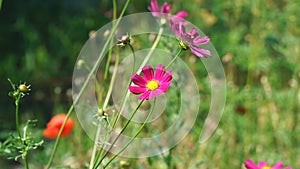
0, 120, 43, 161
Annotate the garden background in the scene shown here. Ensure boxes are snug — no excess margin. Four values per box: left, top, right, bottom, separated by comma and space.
0, 0, 299, 168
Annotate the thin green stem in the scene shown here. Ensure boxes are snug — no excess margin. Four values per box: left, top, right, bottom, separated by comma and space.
92, 27, 163, 168
128, 44, 136, 73
46, 0, 130, 164
102, 46, 184, 168
94, 43, 136, 166
103, 0, 117, 80
89, 0, 121, 167
15, 94, 21, 139
15, 93, 30, 169
110, 27, 164, 131
89, 48, 120, 168
93, 100, 144, 169
25, 155, 29, 169
103, 99, 156, 168
165, 47, 184, 70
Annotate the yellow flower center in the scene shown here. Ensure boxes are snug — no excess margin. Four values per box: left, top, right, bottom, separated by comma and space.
146, 80, 159, 91
179, 40, 188, 50
262, 166, 271, 169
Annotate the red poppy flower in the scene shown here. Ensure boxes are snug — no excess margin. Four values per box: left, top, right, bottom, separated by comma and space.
43, 114, 75, 139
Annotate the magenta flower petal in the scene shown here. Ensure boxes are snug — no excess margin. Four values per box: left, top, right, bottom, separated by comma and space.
148, 0, 159, 12
138, 90, 151, 100
190, 45, 211, 58
142, 66, 154, 81
244, 159, 292, 169
258, 161, 269, 168
244, 159, 259, 169
161, 70, 172, 82
272, 162, 283, 169
175, 11, 188, 19
154, 64, 166, 80
129, 86, 146, 94
188, 28, 198, 36
131, 74, 147, 87
129, 65, 172, 100
149, 90, 164, 99
161, 2, 170, 14
159, 82, 172, 92
193, 36, 210, 44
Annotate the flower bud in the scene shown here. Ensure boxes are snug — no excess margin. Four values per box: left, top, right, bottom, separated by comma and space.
19, 84, 30, 92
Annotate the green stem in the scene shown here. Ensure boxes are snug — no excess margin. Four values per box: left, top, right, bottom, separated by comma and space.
46, 0, 131, 167
102, 47, 184, 168
15, 94, 21, 139
93, 26, 164, 168
128, 44, 136, 73
110, 26, 164, 132
89, 0, 121, 167
92, 27, 163, 167
15, 93, 30, 169
89, 48, 120, 168
93, 100, 144, 169
25, 155, 29, 169
165, 47, 184, 70
94, 43, 136, 167
103, 99, 156, 168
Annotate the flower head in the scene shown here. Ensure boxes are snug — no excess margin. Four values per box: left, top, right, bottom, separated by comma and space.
148, 0, 187, 24
43, 114, 75, 139
129, 64, 172, 100
244, 159, 292, 169
117, 33, 131, 47
170, 21, 211, 58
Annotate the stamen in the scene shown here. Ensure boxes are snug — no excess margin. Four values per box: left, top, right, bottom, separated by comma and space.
146, 80, 159, 91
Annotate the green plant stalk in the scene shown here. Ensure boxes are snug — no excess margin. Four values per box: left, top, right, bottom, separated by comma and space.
101, 47, 184, 167
110, 26, 164, 132
103, 0, 118, 80
103, 99, 156, 168
15, 94, 30, 169
165, 47, 184, 69
94, 27, 163, 166
93, 100, 144, 169
101, 46, 184, 168
46, 0, 131, 168
0, 0, 2, 11
25, 155, 29, 169
90, 47, 120, 168
15, 94, 22, 139
89, 0, 118, 167
94, 42, 137, 163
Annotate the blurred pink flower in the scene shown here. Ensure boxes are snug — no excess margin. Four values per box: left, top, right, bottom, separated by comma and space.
244, 159, 292, 169
129, 64, 172, 100
148, 0, 187, 22
170, 21, 211, 58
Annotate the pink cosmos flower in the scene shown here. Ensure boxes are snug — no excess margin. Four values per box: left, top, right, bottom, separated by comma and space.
129, 64, 172, 100
244, 159, 292, 169
170, 21, 212, 58
148, 0, 188, 22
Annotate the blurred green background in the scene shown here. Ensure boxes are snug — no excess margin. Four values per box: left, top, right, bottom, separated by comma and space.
0, 0, 299, 168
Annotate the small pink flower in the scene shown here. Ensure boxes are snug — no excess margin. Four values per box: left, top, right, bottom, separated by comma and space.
244, 159, 292, 169
170, 21, 211, 58
129, 64, 172, 100
148, 0, 187, 22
